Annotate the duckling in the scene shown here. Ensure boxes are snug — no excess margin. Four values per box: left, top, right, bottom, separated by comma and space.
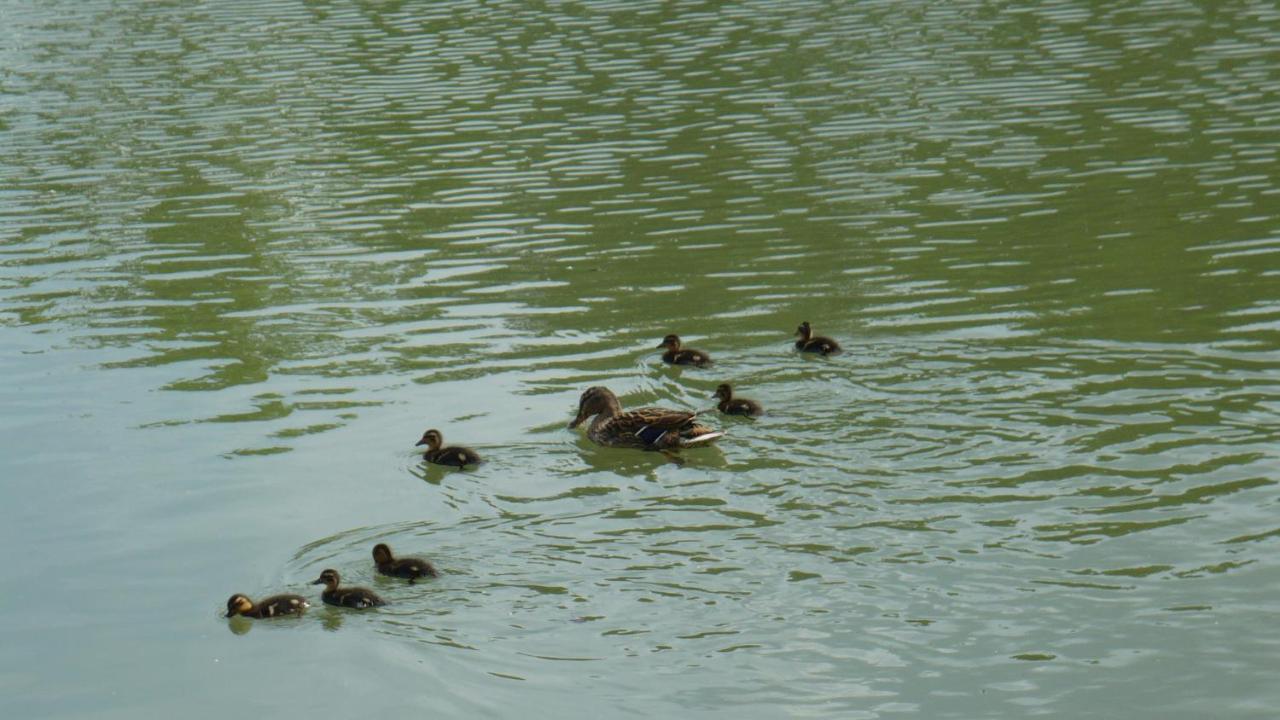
224, 593, 309, 619
372, 543, 437, 583
713, 383, 764, 417
794, 321, 842, 355
657, 334, 713, 367
569, 386, 723, 450
415, 428, 483, 468
311, 569, 386, 609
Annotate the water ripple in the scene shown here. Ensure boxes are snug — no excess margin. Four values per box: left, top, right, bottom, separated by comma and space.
2, 0, 1279, 717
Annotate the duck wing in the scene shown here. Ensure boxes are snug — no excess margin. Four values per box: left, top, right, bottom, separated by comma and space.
600, 406, 700, 446
803, 336, 842, 355
429, 446, 482, 467
391, 558, 437, 579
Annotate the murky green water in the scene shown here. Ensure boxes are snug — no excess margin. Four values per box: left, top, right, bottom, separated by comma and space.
2, 0, 1278, 717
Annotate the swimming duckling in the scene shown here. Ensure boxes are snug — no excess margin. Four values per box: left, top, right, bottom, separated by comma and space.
224, 593, 309, 619
794, 321, 842, 355
713, 383, 764, 417
372, 543, 437, 583
415, 428, 483, 468
569, 386, 723, 450
657, 334, 713, 367
311, 569, 386, 609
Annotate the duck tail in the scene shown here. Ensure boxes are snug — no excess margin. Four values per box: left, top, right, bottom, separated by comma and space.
682, 431, 725, 446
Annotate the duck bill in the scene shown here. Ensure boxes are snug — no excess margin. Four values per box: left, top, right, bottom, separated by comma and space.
414, 439, 427, 446
224, 610, 236, 618
568, 411, 588, 429
311, 578, 325, 585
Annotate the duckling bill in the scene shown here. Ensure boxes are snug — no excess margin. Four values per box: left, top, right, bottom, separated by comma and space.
312, 569, 386, 609
225, 593, 309, 619
713, 383, 763, 417
657, 334, 712, 367
415, 428, 483, 468
373, 543, 437, 583
794, 321, 842, 355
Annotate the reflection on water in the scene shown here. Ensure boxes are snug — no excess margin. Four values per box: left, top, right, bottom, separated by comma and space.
1, 0, 1278, 717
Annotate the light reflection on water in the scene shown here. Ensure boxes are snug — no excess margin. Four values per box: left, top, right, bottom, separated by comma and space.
1, 0, 1278, 717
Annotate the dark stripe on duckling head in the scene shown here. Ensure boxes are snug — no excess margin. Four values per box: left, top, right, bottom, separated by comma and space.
225, 594, 253, 618
313, 569, 341, 587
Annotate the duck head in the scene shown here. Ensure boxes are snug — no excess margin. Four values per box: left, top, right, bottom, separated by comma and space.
372, 543, 394, 566
795, 321, 812, 341
225, 594, 254, 618
415, 429, 443, 451
569, 386, 621, 428
312, 569, 341, 589
713, 383, 733, 401
656, 334, 682, 351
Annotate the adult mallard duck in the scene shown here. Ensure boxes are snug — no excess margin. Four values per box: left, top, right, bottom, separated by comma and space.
657, 334, 713, 366
568, 386, 723, 450
713, 383, 764, 417
312, 569, 386, 609
224, 593, 309, 619
372, 543, 437, 583
415, 429, 483, 468
794, 321, 842, 355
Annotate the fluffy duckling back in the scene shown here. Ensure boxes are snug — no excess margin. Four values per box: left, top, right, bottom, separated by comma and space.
225, 593, 309, 619
713, 383, 764, 417
415, 428, 483, 468
657, 334, 713, 367
794, 321, 842, 355
312, 569, 386, 609
372, 543, 437, 583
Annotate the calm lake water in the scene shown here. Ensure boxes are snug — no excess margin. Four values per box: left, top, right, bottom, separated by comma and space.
2, 0, 1278, 717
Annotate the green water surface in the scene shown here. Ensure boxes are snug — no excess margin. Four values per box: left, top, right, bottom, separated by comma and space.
1, 1, 1278, 718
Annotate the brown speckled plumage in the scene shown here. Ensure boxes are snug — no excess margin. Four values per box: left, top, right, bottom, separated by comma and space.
569, 386, 723, 450
373, 543, 437, 583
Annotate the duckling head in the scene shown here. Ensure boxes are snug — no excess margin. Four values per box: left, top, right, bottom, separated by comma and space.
569, 386, 620, 428
415, 429, 443, 451
713, 383, 733, 401
372, 543, 395, 565
795, 321, 812, 340
657, 334, 682, 350
312, 569, 341, 589
225, 594, 254, 618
